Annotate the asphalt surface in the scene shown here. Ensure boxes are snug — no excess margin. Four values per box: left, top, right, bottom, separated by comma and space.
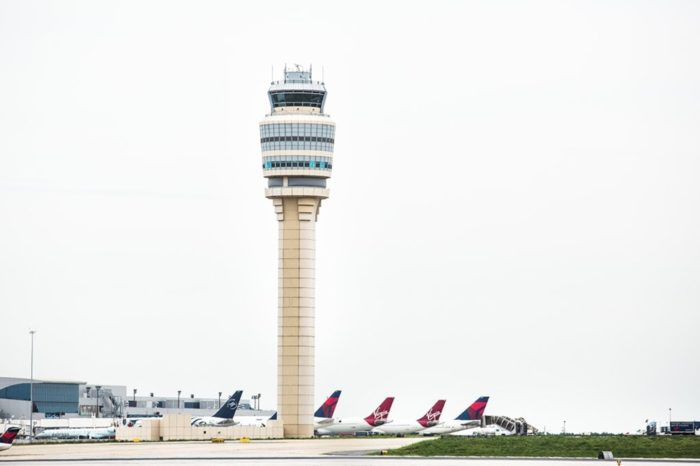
1, 438, 699, 465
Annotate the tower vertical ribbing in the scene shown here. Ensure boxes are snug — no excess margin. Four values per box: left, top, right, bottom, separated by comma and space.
260, 66, 334, 438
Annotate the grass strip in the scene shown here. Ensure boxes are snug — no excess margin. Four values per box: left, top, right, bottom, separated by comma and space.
384, 435, 700, 458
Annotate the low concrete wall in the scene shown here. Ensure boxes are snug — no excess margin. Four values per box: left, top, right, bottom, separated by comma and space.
116, 414, 283, 442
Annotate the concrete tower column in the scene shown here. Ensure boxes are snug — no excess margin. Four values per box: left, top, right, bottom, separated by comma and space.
260, 65, 334, 438
275, 197, 319, 438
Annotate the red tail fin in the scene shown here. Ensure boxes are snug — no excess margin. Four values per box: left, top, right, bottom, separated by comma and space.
0, 427, 20, 445
364, 397, 394, 426
417, 399, 446, 427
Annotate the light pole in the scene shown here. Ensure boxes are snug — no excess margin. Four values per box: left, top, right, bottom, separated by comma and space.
133, 388, 137, 403
562, 420, 566, 435
669, 408, 672, 427
177, 390, 181, 410
95, 386, 101, 418
29, 330, 35, 442
218, 392, 222, 409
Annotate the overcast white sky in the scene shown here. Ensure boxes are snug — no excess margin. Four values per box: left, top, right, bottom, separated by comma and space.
1, 0, 699, 434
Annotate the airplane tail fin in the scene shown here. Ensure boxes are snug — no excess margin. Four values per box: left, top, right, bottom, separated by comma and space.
417, 399, 446, 427
314, 390, 342, 418
364, 397, 394, 426
212, 390, 243, 419
0, 427, 20, 445
269, 411, 277, 421
454, 396, 489, 421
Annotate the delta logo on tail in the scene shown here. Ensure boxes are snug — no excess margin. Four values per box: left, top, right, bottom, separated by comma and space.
314, 390, 341, 419
0, 426, 21, 452
364, 397, 394, 426
455, 396, 489, 421
417, 399, 446, 427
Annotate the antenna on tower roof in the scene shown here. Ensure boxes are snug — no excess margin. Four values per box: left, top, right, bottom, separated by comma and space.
322, 65, 325, 83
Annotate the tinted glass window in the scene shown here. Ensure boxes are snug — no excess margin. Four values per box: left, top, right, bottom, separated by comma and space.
270, 91, 324, 108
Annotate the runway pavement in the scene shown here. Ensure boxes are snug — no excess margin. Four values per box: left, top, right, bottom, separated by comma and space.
0, 438, 417, 462
1, 438, 698, 465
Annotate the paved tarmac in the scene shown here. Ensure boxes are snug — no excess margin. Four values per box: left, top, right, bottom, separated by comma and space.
1, 438, 415, 462
1, 438, 699, 465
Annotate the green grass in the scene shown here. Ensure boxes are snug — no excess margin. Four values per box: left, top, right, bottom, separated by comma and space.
385, 435, 700, 458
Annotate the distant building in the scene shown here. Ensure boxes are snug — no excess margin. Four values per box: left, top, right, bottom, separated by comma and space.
0, 377, 124, 420
0, 377, 271, 422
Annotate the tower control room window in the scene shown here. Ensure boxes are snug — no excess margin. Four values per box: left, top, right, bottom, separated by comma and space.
270, 91, 325, 108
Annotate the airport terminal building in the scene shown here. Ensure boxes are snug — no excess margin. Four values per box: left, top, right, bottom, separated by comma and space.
0, 377, 270, 423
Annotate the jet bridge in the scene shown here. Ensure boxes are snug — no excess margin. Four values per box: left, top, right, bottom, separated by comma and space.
483, 415, 539, 435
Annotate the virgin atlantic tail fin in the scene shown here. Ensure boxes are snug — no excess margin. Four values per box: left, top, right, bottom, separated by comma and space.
454, 396, 489, 421
364, 397, 394, 426
314, 390, 342, 418
417, 399, 446, 427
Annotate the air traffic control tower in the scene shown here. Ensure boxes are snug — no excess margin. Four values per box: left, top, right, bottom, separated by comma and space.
259, 65, 334, 438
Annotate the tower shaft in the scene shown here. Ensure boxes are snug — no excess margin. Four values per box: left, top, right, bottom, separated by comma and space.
276, 197, 319, 438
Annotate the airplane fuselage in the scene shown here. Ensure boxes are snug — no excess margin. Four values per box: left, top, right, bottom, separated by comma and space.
315, 417, 379, 435
373, 421, 429, 435
34, 427, 116, 440
190, 416, 238, 427
420, 419, 481, 435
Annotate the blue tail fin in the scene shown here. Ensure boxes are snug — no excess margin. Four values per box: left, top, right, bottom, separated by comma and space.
213, 390, 243, 419
455, 396, 489, 421
269, 411, 277, 421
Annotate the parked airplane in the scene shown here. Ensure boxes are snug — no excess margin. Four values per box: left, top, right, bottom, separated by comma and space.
373, 399, 446, 435
190, 390, 243, 426
34, 427, 116, 440
419, 396, 490, 435
0, 427, 21, 452
315, 396, 394, 435
314, 390, 342, 428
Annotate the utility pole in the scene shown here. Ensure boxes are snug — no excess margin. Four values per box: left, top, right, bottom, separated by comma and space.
95, 386, 101, 418
29, 330, 35, 442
